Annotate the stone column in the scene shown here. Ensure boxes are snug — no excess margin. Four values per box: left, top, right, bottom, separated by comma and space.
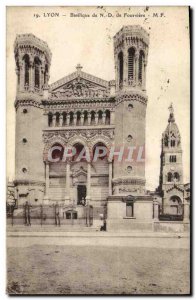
115, 56, 119, 90
43, 162, 49, 203
65, 161, 71, 203
44, 73, 49, 88
133, 55, 136, 83
19, 60, 24, 92
15, 68, 20, 92
59, 113, 63, 127
87, 112, 91, 125
52, 114, 56, 127
110, 111, 115, 125
73, 113, 77, 126
39, 65, 42, 91
81, 112, 84, 126
102, 111, 106, 125
123, 49, 128, 86
183, 201, 190, 222
66, 113, 70, 126
108, 160, 113, 196
95, 112, 99, 125
29, 57, 34, 92
86, 162, 91, 204
40, 66, 45, 91
135, 51, 139, 86
143, 61, 147, 90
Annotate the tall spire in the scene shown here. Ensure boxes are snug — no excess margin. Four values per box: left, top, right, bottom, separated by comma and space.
168, 103, 175, 123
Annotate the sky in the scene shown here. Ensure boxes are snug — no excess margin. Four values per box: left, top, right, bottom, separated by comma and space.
6, 6, 190, 190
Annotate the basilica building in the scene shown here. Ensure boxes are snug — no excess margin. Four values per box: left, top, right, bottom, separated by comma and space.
11, 26, 190, 230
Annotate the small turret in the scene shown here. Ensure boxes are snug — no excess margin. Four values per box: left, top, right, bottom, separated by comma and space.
14, 34, 52, 95
114, 25, 149, 92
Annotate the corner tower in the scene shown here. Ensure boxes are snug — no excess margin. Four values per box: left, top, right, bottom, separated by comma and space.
113, 26, 149, 195
14, 34, 52, 204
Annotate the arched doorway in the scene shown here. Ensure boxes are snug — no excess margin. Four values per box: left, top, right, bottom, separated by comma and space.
169, 195, 183, 215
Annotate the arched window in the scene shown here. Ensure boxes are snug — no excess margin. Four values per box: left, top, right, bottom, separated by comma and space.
169, 196, 182, 215
48, 112, 52, 127
168, 172, 173, 182
105, 110, 110, 125
128, 103, 133, 111
50, 143, 64, 161
62, 112, 66, 126
128, 48, 135, 80
16, 59, 20, 85
72, 143, 86, 162
92, 142, 108, 161
34, 57, 41, 89
138, 50, 145, 83
23, 54, 30, 87
76, 111, 81, 126
69, 112, 74, 125
83, 111, 88, 126
91, 111, 95, 125
164, 135, 168, 147
56, 112, 60, 127
118, 52, 123, 85
127, 135, 133, 142
127, 166, 132, 173
174, 172, 180, 182
170, 155, 177, 163
98, 110, 103, 125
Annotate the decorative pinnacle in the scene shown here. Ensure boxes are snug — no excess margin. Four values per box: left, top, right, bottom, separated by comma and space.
168, 103, 175, 123
76, 64, 83, 72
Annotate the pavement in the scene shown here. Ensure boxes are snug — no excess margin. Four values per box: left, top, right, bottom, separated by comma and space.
7, 225, 190, 249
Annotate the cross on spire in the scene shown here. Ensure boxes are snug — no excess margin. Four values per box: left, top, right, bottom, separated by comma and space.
168, 102, 175, 123
168, 103, 174, 114
76, 63, 83, 72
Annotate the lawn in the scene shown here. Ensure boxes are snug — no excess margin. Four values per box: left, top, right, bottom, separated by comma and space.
7, 245, 190, 295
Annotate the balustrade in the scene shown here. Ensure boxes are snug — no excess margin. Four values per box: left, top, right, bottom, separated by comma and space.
48, 110, 111, 127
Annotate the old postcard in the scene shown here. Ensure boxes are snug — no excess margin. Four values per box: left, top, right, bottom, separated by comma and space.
6, 6, 190, 295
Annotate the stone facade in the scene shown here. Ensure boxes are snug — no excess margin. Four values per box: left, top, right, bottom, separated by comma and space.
11, 26, 190, 229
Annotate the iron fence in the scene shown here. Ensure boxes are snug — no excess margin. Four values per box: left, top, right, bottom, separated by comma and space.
6, 203, 98, 227
158, 204, 184, 221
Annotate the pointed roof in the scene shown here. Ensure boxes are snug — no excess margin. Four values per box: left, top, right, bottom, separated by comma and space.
49, 64, 109, 91
162, 103, 181, 141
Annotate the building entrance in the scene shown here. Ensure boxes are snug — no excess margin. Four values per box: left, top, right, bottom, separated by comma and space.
77, 185, 86, 205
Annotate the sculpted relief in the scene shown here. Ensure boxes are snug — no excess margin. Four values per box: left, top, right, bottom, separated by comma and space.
51, 77, 109, 99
